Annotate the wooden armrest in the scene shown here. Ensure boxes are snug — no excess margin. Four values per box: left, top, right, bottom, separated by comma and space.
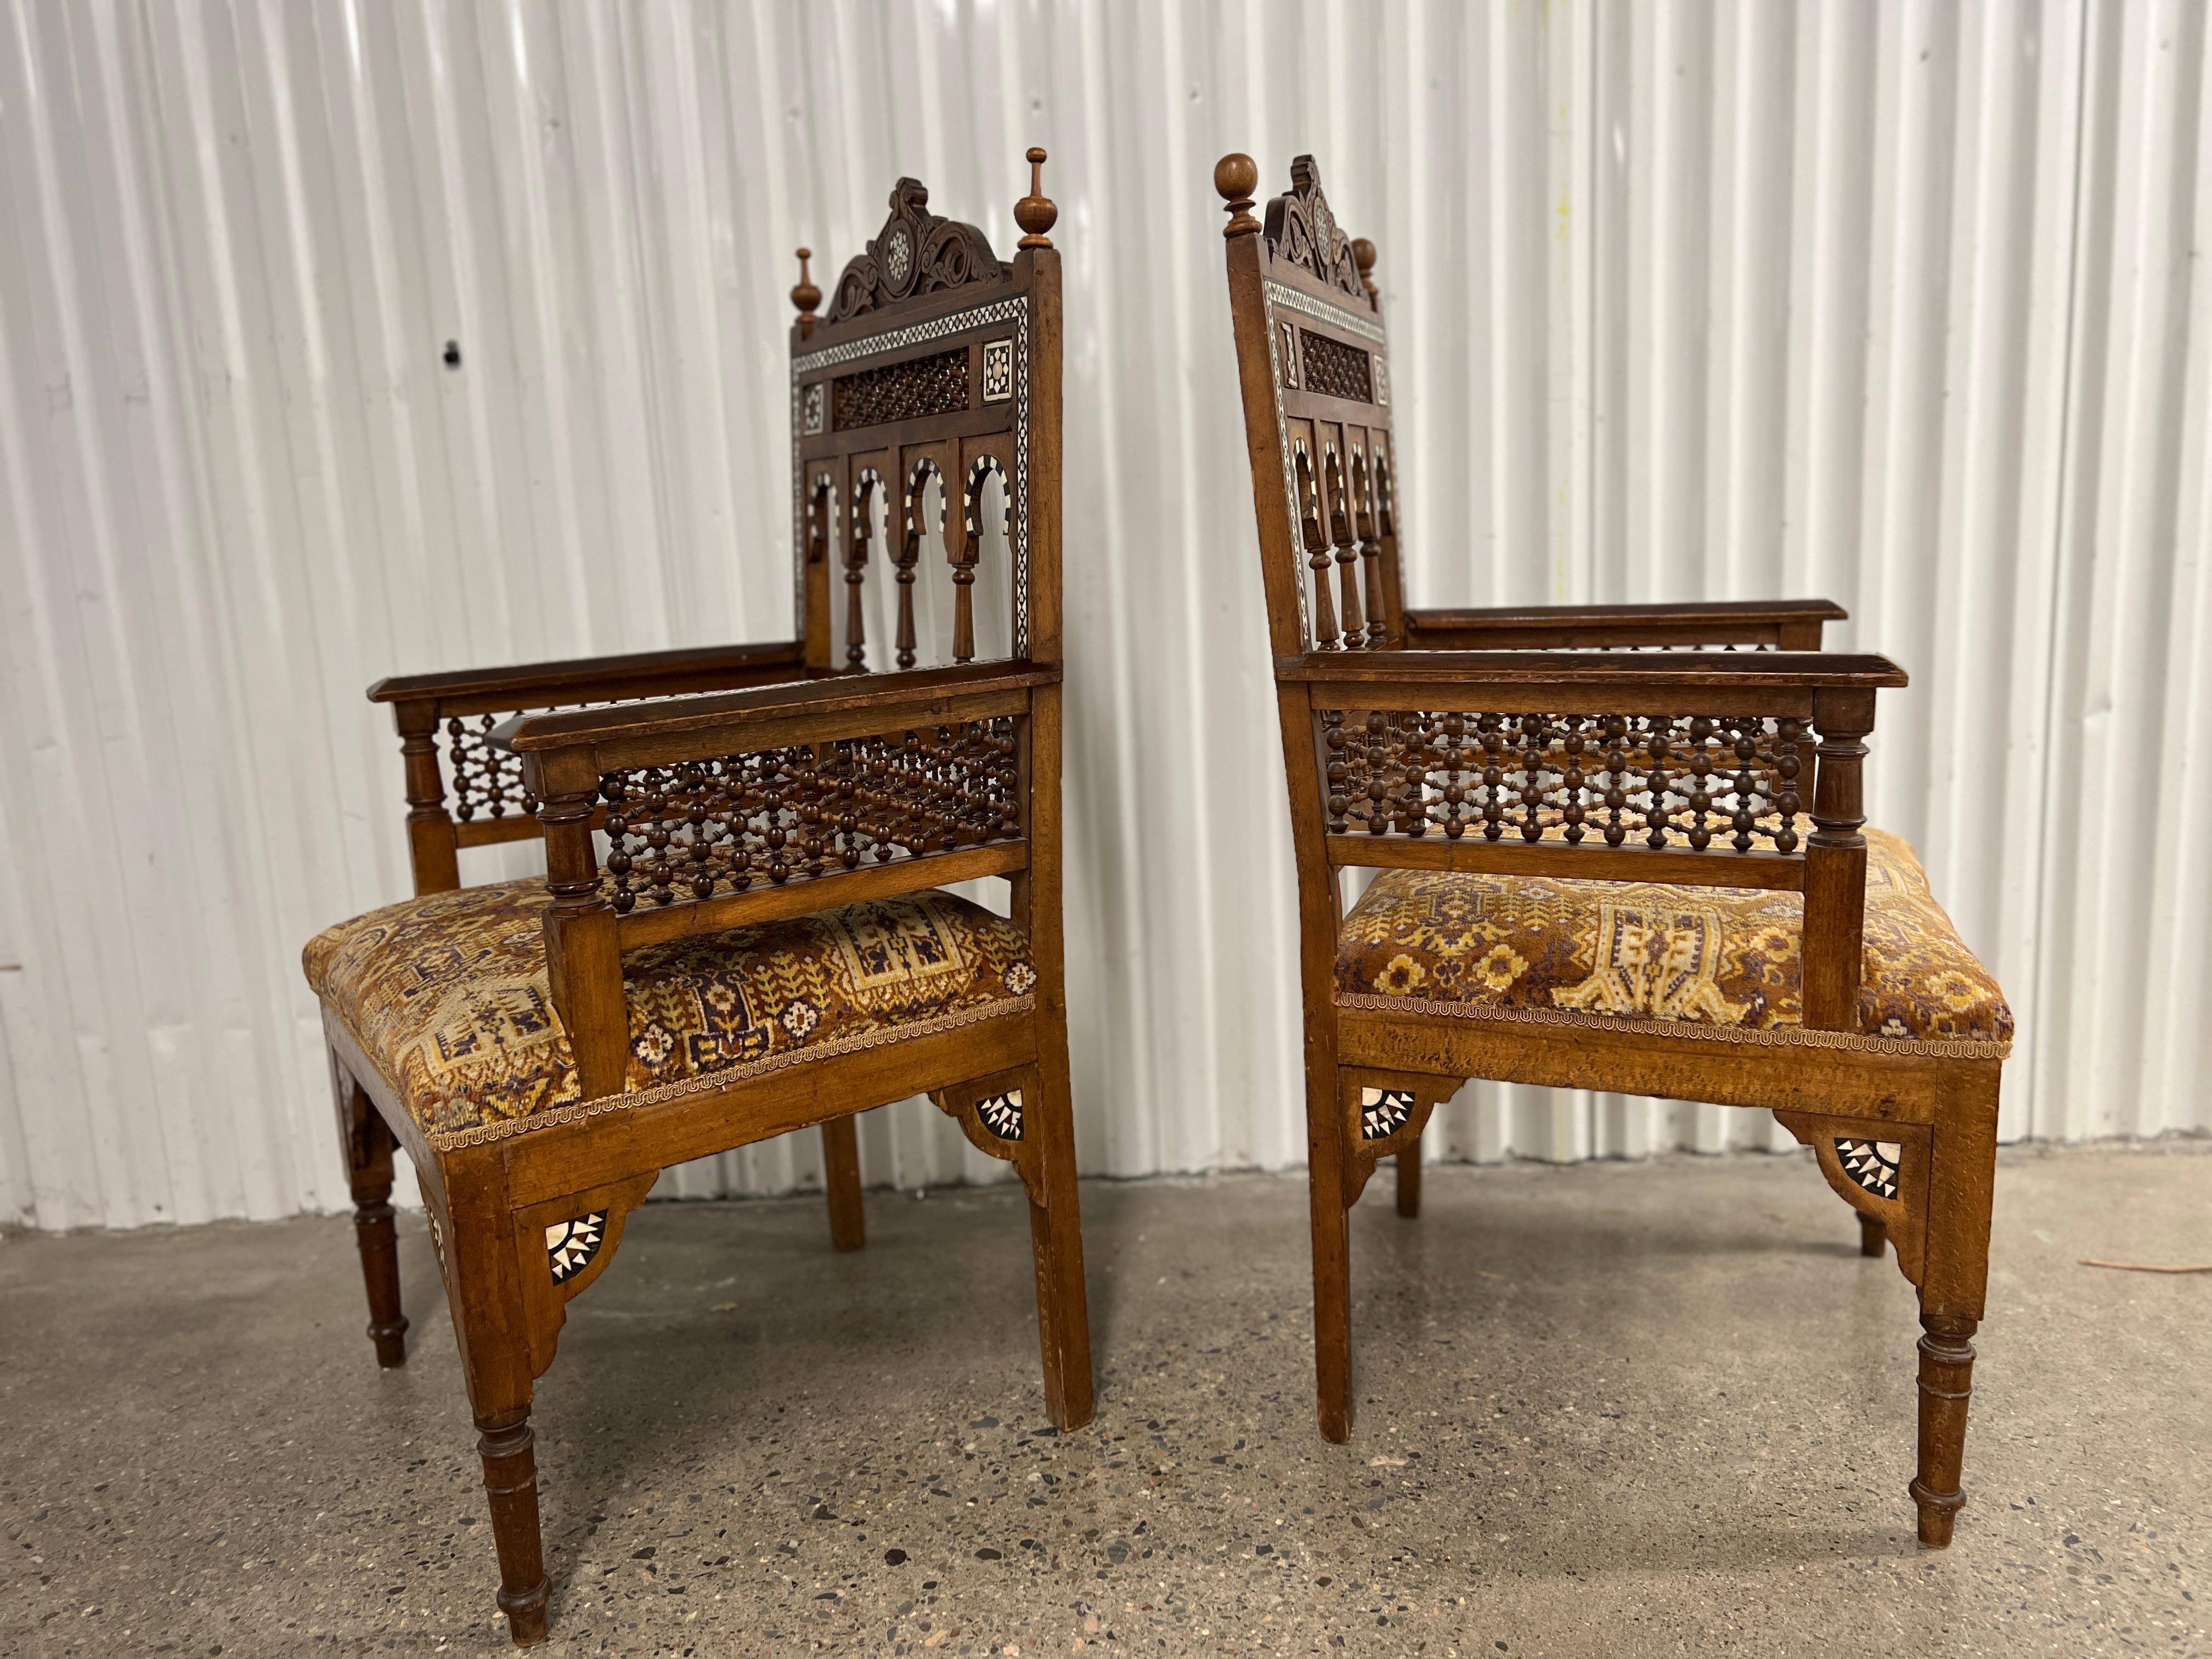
368, 639, 808, 718
498, 659, 1060, 775
1277, 648, 1905, 696
1401, 599, 1846, 651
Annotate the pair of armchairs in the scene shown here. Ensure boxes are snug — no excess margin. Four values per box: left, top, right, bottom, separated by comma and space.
304, 150, 2012, 1643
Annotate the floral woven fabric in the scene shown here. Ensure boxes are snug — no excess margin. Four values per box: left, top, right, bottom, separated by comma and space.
305, 883, 1037, 1138
1335, 828, 2011, 1050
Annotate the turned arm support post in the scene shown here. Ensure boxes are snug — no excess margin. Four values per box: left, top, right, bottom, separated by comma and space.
394, 698, 462, 895
1803, 687, 1875, 1031
526, 747, 629, 1100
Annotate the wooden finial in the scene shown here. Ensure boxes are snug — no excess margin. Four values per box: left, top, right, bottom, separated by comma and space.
1352, 238, 1378, 303
1015, 148, 1057, 249
791, 247, 821, 335
1215, 153, 1260, 239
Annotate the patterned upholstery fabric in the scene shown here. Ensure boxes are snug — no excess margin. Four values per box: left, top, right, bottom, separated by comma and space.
1335, 828, 2011, 1051
305, 884, 1037, 1139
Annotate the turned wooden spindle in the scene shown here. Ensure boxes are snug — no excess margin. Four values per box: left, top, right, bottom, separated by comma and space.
394, 700, 461, 893
896, 465, 929, 670
1015, 147, 1056, 249
1215, 152, 1261, 239
791, 246, 821, 338
1910, 1313, 1978, 1546
534, 765, 627, 1100
1323, 449, 1366, 648
847, 472, 877, 670
1293, 447, 1340, 648
1804, 689, 1874, 1030
1351, 450, 1385, 648
1352, 236, 1379, 305
953, 465, 990, 664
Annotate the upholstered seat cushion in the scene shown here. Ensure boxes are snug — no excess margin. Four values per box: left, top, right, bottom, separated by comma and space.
305, 884, 1037, 1140
1335, 828, 2011, 1053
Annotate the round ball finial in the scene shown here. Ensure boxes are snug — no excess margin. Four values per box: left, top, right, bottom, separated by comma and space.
790, 246, 821, 331
1015, 147, 1057, 249
1215, 153, 1260, 239
1352, 236, 1378, 302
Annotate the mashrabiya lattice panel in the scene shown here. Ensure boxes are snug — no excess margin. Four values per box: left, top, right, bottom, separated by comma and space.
833, 347, 969, 430
597, 717, 1021, 911
1323, 710, 1809, 851
1299, 329, 1374, 402
444, 712, 539, 823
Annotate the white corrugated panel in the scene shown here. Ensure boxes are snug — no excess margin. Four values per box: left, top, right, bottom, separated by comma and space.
0, 0, 2199, 1231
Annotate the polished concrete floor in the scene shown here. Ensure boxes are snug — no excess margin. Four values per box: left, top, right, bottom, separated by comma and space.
1, 1144, 2207, 1658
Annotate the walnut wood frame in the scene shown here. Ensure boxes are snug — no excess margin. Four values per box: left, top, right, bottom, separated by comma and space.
1216, 152, 2004, 1549
327, 154, 1088, 1647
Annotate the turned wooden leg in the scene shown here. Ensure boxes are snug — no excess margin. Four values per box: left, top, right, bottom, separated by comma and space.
1859, 1212, 1888, 1258
1023, 1043, 1095, 1430
1395, 1147, 1422, 1218
476, 1408, 551, 1645
336, 1069, 408, 1368
1308, 1066, 1353, 1442
1910, 1313, 1977, 1546
1910, 1070, 2000, 1547
820, 1114, 865, 1252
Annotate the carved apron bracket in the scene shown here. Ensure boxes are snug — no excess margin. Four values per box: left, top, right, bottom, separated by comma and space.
1774, 1111, 1931, 1288
1341, 1069, 1455, 1206
511, 1171, 661, 1379
931, 1066, 1046, 1207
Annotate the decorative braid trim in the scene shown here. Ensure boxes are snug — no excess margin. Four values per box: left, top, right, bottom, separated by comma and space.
1334, 993, 2011, 1060
415, 995, 1037, 1152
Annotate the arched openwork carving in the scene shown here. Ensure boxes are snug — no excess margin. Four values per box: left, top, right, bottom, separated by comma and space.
897, 459, 948, 670
1322, 446, 1367, 647
1263, 155, 1370, 307
828, 177, 1009, 324
957, 455, 1011, 664
1292, 440, 1340, 649
805, 474, 834, 566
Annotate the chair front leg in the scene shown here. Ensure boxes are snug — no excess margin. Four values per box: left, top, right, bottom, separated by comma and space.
438, 1161, 562, 1646
1910, 1076, 2001, 1548
475, 1406, 551, 1644
331, 1056, 408, 1368
820, 1114, 866, 1252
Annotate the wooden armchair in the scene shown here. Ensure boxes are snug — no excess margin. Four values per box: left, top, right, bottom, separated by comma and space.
1214, 155, 2013, 1547
308, 151, 1090, 1645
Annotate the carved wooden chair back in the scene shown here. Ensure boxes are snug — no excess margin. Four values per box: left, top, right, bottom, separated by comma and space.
793, 158, 1061, 679
1221, 155, 1404, 661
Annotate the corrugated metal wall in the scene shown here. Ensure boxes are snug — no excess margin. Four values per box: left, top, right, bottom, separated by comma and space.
2, 1, 2203, 1231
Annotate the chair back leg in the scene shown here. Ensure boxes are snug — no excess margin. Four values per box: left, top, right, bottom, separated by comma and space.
1307, 1062, 1355, 1443
820, 1115, 866, 1251
1022, 1032, 1096, 1430
1394, 1147, 1423, 1218
332, 1058, 409, 1368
